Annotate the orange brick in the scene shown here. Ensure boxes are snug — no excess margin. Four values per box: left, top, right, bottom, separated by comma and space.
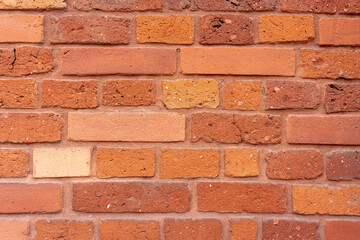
181, 48, 295, 76
161, 149, 219, 178
96, 148, 155, 178
225, 148, 259, 177
319, 18, 360, 46
137, 16, 193, 44
101, 221, 159, 240
0, 220, 29, 240
35, 221, 93, 240
0, 149, 29, 177
0, 0, 66, 9
68, 112, 185, 142
73, 0, 162, 11
0, 15, 43, 43
163, 79, 219, 109
0, 183, 62, 213
0, 80, 36, 109
62, 48, 176, 75
259, 15, 314, 42
325, 221, 360, 240
223, 81, 261, 110
41, 80, 98, 109
228, 219, 257, 240
292, 185, 360, 215
287, 115, 360, 145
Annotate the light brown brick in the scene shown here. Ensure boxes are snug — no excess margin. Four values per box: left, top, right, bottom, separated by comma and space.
0, 0, 66, 9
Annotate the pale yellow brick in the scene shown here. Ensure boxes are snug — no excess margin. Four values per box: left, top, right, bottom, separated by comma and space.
0, 0, 66, 9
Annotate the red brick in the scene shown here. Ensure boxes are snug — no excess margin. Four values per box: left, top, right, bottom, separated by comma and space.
319, 18, 360, 46
265, 150, 323, 180
72, 0, 162, 11
0, 183, 62, 213
0, 79, 36, 109
181, 48, 295, 76
35, 221, 93, 240
0, 15, 43, 43
192, 0, 277, 11
228, 219, 257, 240
161, 149, 219, 178
292, 185, 360, 215
301, 49, 360, 79
191, 113, 281, 144
325, 221, 360, 240
41, 80, 98, 109
198, 182, 286, 213
0, 0, 66, 9
62, 48, 176, 75
68, 112, 185, 142
164, 219, 222, 240
103, 80, 156, 106
0, 149, 29, 177
73, 182, 190, 213
325, 83, 360, 113
264, 81, 319, 110
101, 221, 159, 240
200, 15, 254, 45
0, 46, 53, 77
326, 151, 360, 180
280, 0, 360, 14
0, 113, 62, 143
287, 115, 360, 145
263, 219, 319, 240
51, 16, 130, 44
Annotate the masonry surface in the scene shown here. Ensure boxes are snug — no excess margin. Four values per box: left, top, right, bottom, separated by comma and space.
0, 0, 359, 239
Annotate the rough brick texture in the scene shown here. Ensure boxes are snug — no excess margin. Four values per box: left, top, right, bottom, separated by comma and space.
0, 79, 36, 109
326, 151, 360, 180
73, 0, 162, 11
281, 0, 360, 14
0, 149, 29, 177
263, 220, 320, 240
228, 219, 257, 240
0, 0, 66, 9
35, 221, 93, 240
191, 0, 277, 11
225, 148, 259, 177
223, 81, 261, 110
325, 83, 360, 113
101, 221, 159, 240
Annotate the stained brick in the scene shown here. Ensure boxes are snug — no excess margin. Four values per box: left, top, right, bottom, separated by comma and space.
325, 83, 360, 113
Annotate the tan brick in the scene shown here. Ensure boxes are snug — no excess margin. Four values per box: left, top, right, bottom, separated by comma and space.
33, 148, 91, 178
319, 18, 360, 46
137, 16, 193, 44
0, 80, 36, 109
225, 148, 259, 177
223, 81, 261, 110
228, 219, 257, 240
163, 79, 219, 109
101, 221, 159, 240
0, 149, 29, 177
0, 0, 66, 9
0, 220, 29, 240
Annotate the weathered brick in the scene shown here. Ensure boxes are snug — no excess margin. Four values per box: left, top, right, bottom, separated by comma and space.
259, 15, 314, 42
325, 221, 360, 240
301, 49, 360, 79
33, 148, 92, 178
101, 221, 159, 240
51, 16, 130, 44
225, 148, 259, 177
73, 0, 162, 11
0, 183, 62, 213
181, 48, 295, 76
191, 113, 281, 144
228, 219, 257, 240
200, 15, 254, 45
280, 0, 360, 14
319, 18, 360, 46
166, 0, 191, 10
96, 148, 155, 178
0, 46, 53, 77
0, 113, 62, 143
325, 83, 360, 113
35, 221, 93, 240
0, 220, 29, 240
0, 0, 66, 9
287, 115, 360, 145
0, 79, 36, 109
103, 80, 156, 106
264, 81, 319, 110
62, 48, 176, 75
68, 112, 185, 142
0, 149, 29, 177
161, 149, 219, 178
198, 182, 286, 213
137, 16, 193, 44
163, 79, 219, 109
292, 185, 360, 215
41, 80, 98, 109
326, 151, 360, 180
263, 220, 320, 240
265, 150, 323, 180
164, 219, 222, 240
192, 0, 277, 11
73, 182, 190, 212
223, 81, 261, 110
0, 15, 43, 43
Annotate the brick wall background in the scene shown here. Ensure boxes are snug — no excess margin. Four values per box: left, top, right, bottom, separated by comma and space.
0, 0, 359, 239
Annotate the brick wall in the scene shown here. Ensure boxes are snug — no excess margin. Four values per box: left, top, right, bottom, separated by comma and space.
0, 0, 359, 239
